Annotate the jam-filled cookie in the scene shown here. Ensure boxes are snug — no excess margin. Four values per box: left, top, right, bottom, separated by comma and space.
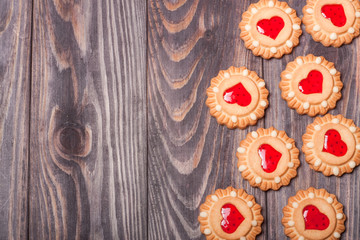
237, 127, 300, 191
198, 187, 263, 240
279, 55, 343, 116
282, 187, 346, 240
302, 114, 360, 176
239, 0, 302, 59
303, 0, 360, 47
206, 66, 269, 129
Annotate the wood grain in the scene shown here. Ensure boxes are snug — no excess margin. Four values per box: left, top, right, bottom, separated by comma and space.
0, 0, 32, 239
29, 0, 147, 239
147, 0, 267, 239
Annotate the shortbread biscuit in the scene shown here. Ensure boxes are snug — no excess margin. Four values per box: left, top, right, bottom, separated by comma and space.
206, 66, 269, 129
280, 55, 343, 116
237, 127, 300, 191
239, 0, 302, 59
198, 187, 263, 240
282, 187, 346, 240
303, 0, 360, 47
302, 114, 360, 176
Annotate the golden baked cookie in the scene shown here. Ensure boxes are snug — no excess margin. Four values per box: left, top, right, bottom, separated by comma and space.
206, 66, 269, 129
237, 127, 300, 191
282, 187, 346, 240
198, 187, 263, 240
303, 0, 360, 47
279, 55, 343, 117
302, 114, 360, 176
239, 0, 302, 59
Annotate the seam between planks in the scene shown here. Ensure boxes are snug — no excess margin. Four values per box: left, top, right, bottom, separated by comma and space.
27, 0, 35, 239
146, 0, 149, 239
260, 57, 269, 240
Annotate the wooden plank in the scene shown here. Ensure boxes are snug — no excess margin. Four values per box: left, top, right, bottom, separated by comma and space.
329, 29, 360, 240
0, 0, 32, 239
264, 1, 360, 238
147, 0, 267, 239
29, 0, 147, 239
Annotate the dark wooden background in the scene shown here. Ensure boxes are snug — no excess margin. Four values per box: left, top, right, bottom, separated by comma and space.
0, 0, 359, 239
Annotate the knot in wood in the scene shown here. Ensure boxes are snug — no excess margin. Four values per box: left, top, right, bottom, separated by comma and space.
204, 30, 213, 41
55, 123, 91, 158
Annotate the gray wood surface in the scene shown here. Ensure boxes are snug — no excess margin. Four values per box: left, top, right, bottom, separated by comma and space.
0, 0, 32, 239
29, 0, 147, 239
0, 0, 359, 239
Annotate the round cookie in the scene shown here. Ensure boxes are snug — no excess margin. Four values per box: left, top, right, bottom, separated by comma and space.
237, 127, 300, 191
206, 66, 269, 129
302, 114, 360, 176
239, 0, 302, 59
282, 187, 346, 240
303, 0, 360, 47
279, 55, 343, 117
198, 187, 263, 240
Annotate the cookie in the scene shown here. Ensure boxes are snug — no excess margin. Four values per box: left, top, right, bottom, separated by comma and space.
303, 0, 360, 47
239, 0, 302, 59
206, 66, 269, 129
302, 114, 360, 176
279, 55, 343, 117
198, 187, 263, 240
237, 127, 300, 191
282, 187, 346, 240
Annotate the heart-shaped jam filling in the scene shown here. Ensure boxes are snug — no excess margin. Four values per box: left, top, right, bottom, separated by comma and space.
223, 82, 251, 107
303, 205, 330, 230
256, 16, 284, 40
322, 129, 347, 157
298, 70, 323, 94
221, 203, 245, 234
258, 144, 282, 173
321, 4, 347, 27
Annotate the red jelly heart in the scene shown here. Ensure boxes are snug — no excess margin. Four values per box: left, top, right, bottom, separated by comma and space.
303, 205, 330, 230
221, 203, 245, 234
298, 70, 323, 94
256, 16, 285, 40
322, 129, 347, 157
258, 144, 282, 173
223, 82, 251, 107
321, 4, 347, 27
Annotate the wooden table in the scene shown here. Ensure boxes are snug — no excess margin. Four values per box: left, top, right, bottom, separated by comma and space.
0, 0, 359, 239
